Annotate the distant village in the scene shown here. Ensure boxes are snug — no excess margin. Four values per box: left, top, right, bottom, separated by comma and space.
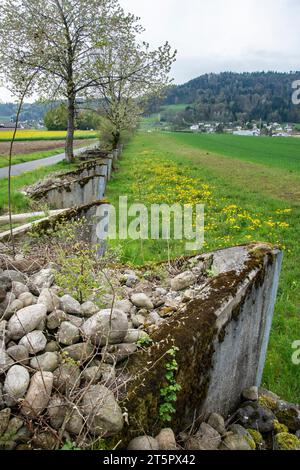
189, 121, 297, 137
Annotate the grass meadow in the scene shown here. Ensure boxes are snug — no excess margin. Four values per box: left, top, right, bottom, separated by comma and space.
106, 131, 300, 403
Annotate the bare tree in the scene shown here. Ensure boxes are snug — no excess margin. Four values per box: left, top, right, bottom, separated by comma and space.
0, 0, 130, 162
92, 20, 176, 148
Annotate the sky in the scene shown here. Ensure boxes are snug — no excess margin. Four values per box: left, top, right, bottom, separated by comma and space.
1, 0, 300, 101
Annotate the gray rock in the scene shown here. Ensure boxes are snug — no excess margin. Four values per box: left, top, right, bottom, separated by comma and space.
60, 295, 81, 315
19, 330, 47, 354
47, 394, 82, 435
275, 400, 300, 432
145, 311, 163, 326
53, 363, 80, 394
182, 289, 196, 303
62, 342, 94, 364
131, 314, 146, 328
228, 424, 254, 440
207, 413, 226, 435
6, 416, 23, 435
123, 329, 148, 343
0, 275, 12, 292
156, 428, 177, 450
82, 384, 123, 436
4, 365, 30, 406
2, 270, 26, 284
3, 299, 24, 319
66, 314, 83, 328
14, 426, 32, 444
7, 304, 47, 340
48, 394, 68, 429
243, 386, 259, 401
38, 288, 60, 313
32, 431, 56, 450
99, 364, 116, 383
171, 271, 196, 291
80, 301, 99, 318
0, 350, 14, 374
82, 309, 128, 346
0, 287, 6, 303
66, 407, 83, 435
0, 320, 8, 345
124, 274, 139, 288
102, 343, 137, 364
45, 341, 59, 352
115, 299, 132, 314
130, 293, 153, 310
21, 371, 53, 418
81, 366, 103, 384
46, 310, 67, 330
30, 352, 59, 372
28, 269, 54, 295
220, 433, 252, 450
0, 292, 16, 318
18, 292, 34, 307
186, 423, 221, 450
58, 322, 80, 346
0, 408, 11, 435
128, 436, 159, 450
11, 281, 28, 298
237, 403, 275, 433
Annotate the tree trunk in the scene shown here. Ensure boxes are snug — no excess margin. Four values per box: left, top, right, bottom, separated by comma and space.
65, 95, 75, 163
112, 130, 120, 150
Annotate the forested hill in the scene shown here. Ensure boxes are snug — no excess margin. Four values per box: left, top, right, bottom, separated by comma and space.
164, 72, 300, 123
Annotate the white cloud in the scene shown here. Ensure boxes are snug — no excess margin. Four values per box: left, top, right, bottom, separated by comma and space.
1, 0, 299, 100
120, 0, 300, 83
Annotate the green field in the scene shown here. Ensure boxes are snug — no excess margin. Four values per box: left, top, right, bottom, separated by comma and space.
106, 131, 300, 402
171, 132, 300, 173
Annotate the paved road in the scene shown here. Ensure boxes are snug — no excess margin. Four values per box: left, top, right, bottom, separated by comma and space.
0, 143, 97, 179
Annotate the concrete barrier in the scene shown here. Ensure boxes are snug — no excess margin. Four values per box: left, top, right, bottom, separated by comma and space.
118, 244, 282, 442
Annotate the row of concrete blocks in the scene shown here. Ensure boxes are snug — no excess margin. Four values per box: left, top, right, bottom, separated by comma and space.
30, 147, 122, 210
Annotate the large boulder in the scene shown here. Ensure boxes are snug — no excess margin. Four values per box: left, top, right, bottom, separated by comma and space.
58, 322, 80, 346
53, 363, 80, 394
38, 288, 60, 313
62, 342, 95, 364
60, 295, 81, 315
30, 352, 59, 372
19, 331, 47, 354
28, 269, 54, 295
7, 304, 47, 340
82, 384, 124, 436
82, 309, 128, 346
3, 365, 30, 406
21, 371, 53, 418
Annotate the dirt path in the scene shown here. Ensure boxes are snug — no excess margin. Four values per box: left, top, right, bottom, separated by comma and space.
160, 134, 300, 204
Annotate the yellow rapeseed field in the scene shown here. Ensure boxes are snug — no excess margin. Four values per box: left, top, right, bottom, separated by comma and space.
0, 129, 97, 140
